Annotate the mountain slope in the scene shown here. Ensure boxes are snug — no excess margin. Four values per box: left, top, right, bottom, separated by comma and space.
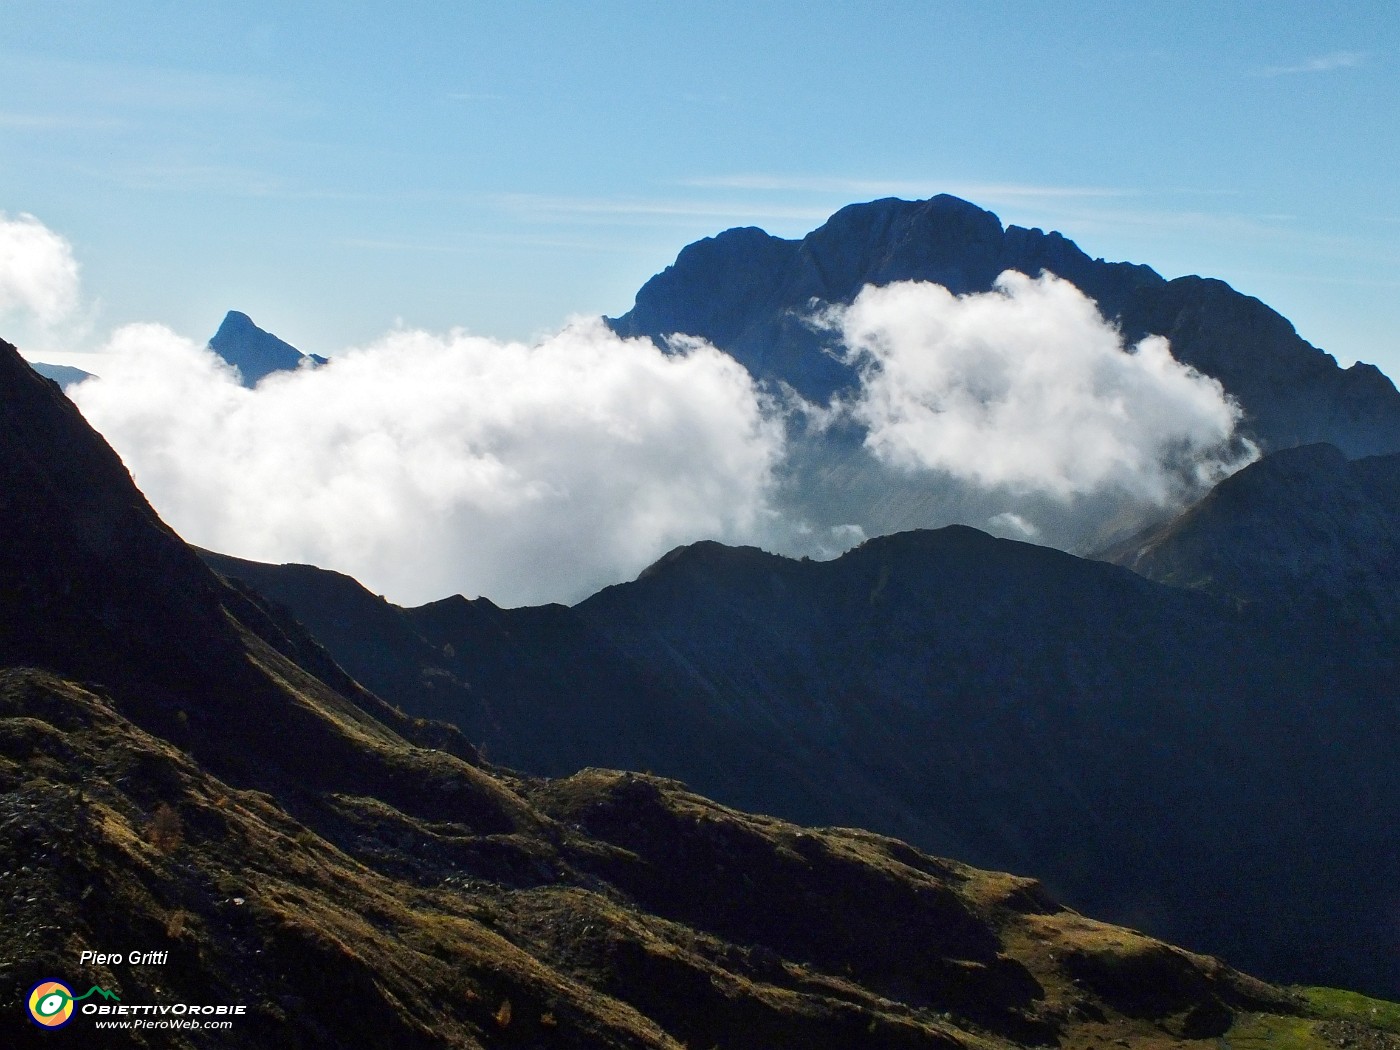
1102, 442, 1400, 628
194, 550, 780, 789
610, 195, 1400, 458
571, 529, 1399, 994
204, 524, 1400, 997
14, 664, 1365, 1050
14, 330, 1373, 1045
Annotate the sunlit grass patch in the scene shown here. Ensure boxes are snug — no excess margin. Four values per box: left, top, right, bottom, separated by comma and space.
1298, 987, 1400, 1035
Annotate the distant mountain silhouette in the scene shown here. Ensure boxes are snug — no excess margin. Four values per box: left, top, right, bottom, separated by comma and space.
610, 195, 1400, 459
208, 309, 326, 386
204, 518, 1400, 997
26, 361, 94, 388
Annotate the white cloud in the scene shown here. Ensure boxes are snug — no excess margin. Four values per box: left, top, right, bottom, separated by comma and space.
832, 272, 1255, 512
1256, 51, 1366, 77
681, 174, 1136, 203
496, 193, 832, 227
987, 511, 1039, 539
70, 319, 784, 607
0, 212, 80, 327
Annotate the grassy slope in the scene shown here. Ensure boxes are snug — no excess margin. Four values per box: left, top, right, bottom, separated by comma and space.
1, 340, 1395, 1048
2, 665, 1395, 1050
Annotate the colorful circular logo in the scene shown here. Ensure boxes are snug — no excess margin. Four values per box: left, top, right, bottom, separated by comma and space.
27, 981, 75, 1028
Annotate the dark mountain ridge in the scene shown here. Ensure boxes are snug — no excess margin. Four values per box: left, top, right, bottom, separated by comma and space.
17, 332, 1372, 1045
202, 492, 1400, 997
610, 194, 1400, 458
1102, 442, 1400, 627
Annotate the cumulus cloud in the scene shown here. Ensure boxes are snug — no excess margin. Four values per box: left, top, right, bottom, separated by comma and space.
827, 271, 1255, 531
0, 212, 80, 327
71, 319, 784, 607
55, 264, 1258, 606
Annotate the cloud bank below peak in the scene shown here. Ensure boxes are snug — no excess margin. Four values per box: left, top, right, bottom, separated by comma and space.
64, 274, 1260, 608
831, 272, 1257, 509
1254, 50, 1367, 77
71, 319, 785, 607
7, 197, 1261, 607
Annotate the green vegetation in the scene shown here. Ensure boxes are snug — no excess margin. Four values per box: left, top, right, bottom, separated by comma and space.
2, 332, 1395, 1049
1298, 987, 1400, 1035
1215, 989, 1400, 1050
1223, 1013, 1327, 1050
6, 660, 1400, 1050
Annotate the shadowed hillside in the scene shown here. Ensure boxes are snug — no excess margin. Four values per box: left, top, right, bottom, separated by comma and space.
1102, 442, 1400, 629
9, 337, 1393, 1045
204, 523, 1400, 997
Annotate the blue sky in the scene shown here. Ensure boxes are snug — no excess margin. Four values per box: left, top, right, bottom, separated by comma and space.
3, 0, 1398, 378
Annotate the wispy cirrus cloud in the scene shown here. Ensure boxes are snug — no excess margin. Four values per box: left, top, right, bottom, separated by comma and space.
337, 237, 465, 255
498, 182, 1373, 279
3, 55, 294, 116
0, 112, 126, 131
495, 183, 1135, 234
669, 177, 1284, 256
680, 175, 1137, 203
673, 176, 1155, 239
1254, 50, 1367, 77
101, 161, 289, 197
494, 193, 833, 227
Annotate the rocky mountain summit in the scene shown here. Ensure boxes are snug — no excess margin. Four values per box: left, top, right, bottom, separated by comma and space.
610, 195, 1400, 458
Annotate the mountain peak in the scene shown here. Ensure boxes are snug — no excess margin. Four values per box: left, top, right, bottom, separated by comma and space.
208, 309, 325, 387
609, 195, 1400, 456
635, 538, 791, 583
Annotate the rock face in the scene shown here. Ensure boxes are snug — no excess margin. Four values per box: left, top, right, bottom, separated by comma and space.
207, 309, 326, 386
610, 195, 1400, 458
204, 522, 1400, 997
10, 331, 1381, 1048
